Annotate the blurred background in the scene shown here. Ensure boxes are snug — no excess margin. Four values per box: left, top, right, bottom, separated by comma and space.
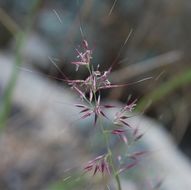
0, 0, 191, 189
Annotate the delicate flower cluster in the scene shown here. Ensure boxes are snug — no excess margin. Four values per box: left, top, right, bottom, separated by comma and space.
84, 154, 110, 175
75, 98, 116, 125
68, 41, 132, 104
84, 70, 111, 101
68, 69, 112, 102
71, 40, 92, 71
114, 99, 137, 127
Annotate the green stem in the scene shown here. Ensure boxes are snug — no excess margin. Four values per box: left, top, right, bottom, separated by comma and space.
0, 33, 23, 129
100, 123, 122, 190
0, 0, 41, 130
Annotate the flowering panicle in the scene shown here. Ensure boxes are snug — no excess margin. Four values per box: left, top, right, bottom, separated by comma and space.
67, 40, 148, 190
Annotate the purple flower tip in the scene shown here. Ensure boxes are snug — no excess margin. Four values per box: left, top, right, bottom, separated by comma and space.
84, 155, 110, 176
